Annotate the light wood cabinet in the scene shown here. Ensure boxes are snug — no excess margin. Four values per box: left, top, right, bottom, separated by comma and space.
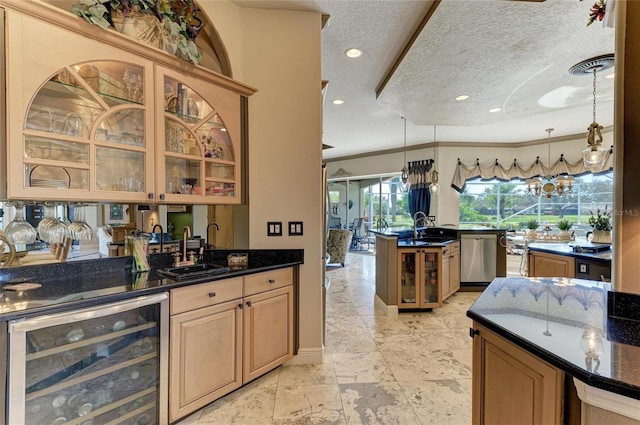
471, 322, 564, 425
442, 241, 461, 300
528, 250, 575, 278
398, 248, 442, 309
243, 285, 294, 383
169, 299, 243, 422
2, 5, 254, 203
169, 268, 294, 421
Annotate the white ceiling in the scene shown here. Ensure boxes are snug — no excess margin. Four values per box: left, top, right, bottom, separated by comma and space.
237, 0, 615, 159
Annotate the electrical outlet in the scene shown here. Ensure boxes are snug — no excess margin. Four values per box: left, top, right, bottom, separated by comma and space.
579, 263, 589, 274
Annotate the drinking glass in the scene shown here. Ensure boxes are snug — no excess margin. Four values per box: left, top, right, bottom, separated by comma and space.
67, 205, 93, 241
37, 203, 67, 245
123, 69, 143, 102
4, 203, 37, 245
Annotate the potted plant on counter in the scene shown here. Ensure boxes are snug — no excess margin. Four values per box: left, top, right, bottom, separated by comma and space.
557, 219, 572, 240
525, 219, 539, 239
588, 206, 612, 244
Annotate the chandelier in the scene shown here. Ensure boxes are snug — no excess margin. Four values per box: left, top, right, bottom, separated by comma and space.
400, 116, 409, 184
526, 128, 575, 198
569, 54, 614, 167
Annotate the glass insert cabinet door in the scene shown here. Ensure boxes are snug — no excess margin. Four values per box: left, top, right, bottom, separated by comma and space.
7, 294, 169, 425
21, 61, 154, 202
398, 249, 442, 309
156, 66, 242, 204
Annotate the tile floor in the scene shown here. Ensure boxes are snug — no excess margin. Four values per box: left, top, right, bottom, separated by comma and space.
177, 252, 481, 425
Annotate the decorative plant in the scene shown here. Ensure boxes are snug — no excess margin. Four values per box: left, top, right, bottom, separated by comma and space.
580, 0, 607, 26
525, 219, 539, 230
557, 220, 572, 231
589, 206, 612, 231
71, 0, 203, 64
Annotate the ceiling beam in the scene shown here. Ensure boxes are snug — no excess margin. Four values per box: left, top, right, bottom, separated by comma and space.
375, 0, 441, 99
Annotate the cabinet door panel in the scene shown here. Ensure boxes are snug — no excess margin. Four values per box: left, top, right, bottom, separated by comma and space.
472, 324, 563, 425
243, 286, 293, 383
450, 252, 461, 294
170, 300, 242, 422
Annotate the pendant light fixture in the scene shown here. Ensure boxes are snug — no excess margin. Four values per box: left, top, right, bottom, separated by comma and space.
430, 125, 440, 195
400, 116, 408, 184
526, 129, 575, 198
569, 54, 614, 167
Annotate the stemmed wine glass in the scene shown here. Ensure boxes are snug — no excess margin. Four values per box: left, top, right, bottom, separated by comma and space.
37, 203, 67, 246
123, 69, 143, 102
67, 204, 94, 241
4, 202, 37, 245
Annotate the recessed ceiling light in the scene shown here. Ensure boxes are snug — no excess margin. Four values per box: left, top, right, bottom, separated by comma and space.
332, 99, 344, 105
455, 95, 469, 101
489, 108, 502, 113
345, 48, 362, 58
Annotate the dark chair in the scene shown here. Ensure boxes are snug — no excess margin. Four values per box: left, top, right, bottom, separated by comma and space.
348, 218, 364, 250
328, 216, 342, 229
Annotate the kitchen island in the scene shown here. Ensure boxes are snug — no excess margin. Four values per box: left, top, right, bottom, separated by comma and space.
527, 242, 612, 280
0, 249, 303, 424
468, 277, 640, 424
373, 226, 506, 314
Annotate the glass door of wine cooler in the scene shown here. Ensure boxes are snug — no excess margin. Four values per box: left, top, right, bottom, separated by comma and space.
8, 293, 169, 425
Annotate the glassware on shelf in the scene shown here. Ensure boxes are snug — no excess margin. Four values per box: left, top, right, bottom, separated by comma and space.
4, 203, 38, 245
123, 69, 143, 102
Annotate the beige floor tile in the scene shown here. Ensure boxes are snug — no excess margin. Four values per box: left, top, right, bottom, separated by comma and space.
272, 384, 346, 424
332, 351, 396, 384
402, 379, 472, 425
339, 381, 421, 425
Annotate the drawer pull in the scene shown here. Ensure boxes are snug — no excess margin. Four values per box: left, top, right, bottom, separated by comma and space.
268, 279, 276, 284
208, 292, 216, 298
247, 300, 252, 307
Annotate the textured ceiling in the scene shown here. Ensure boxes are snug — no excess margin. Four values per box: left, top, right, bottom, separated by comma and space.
233, 1, 615, 159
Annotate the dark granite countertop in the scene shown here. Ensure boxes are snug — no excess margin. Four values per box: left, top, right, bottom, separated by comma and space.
467, 277, 640, 400
0, 249, 303, 322
527, 242, 612, 262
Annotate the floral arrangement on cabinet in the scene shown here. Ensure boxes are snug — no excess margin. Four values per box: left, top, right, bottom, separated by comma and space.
588, 206, 612, 231
71, 0, 203, 64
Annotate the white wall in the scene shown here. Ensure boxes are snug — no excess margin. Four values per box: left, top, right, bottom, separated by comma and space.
326, 131, 614, 226
203, 3, 324, 361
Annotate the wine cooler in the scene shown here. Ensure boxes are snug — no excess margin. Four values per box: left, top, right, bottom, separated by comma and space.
7, 293, 169, 425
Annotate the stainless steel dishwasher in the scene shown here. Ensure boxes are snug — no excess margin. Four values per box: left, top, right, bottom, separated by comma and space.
461, 234, 497, 284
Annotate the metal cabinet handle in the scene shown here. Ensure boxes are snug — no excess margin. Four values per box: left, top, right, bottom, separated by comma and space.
268, 279, 276, 284
159, 193, 165, 200
148, 192, 154, 200
208, 292, 216, 298
469, 328, 479, 338
238, 303, 243, 309
246, 300, 252, 307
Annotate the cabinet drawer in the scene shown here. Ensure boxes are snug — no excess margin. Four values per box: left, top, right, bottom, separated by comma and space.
244, 268, 293, 296
448, 241, 461, 253
171, 277, 243, 315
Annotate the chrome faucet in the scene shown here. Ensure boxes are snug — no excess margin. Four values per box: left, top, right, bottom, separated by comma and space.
0, 235, 16, 268
413, 211, 428, 240
207, 222, 219, 249
151, 224, 164, 253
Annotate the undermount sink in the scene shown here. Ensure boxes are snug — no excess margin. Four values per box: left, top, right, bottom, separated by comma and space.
157, 263, 229, 280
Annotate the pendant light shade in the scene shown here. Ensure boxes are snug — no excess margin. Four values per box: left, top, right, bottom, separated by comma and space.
569, 54, 614, 167
401, 117, 408, 184
430, 126, 440, 195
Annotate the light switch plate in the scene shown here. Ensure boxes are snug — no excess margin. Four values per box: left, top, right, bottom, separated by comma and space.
289, 221, 303, 236
267, 221, 282, 236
